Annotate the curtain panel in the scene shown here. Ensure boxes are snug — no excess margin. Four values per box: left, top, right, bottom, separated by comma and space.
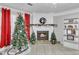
0, 8, 11, 48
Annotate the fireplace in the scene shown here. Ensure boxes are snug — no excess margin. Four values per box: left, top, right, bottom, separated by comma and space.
37, 31, 49, 40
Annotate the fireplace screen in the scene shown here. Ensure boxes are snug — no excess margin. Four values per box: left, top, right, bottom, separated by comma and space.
37, 31, 48, 40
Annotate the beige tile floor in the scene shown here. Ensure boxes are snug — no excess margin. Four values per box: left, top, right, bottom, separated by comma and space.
28, 40, 79, 55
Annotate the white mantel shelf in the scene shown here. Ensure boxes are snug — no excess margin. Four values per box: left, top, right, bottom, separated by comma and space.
29, 24, 57, 27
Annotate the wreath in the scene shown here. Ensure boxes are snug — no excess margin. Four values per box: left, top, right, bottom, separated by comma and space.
39, 17, 46, 25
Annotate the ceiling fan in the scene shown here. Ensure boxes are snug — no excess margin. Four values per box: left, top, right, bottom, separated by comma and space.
27, 3, 33, 6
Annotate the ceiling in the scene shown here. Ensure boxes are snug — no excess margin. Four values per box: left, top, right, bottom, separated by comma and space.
0, 3, 79, 13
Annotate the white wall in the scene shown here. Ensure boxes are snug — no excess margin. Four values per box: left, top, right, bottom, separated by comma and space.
10, 13, 17, 40
53, 12, 79, 43
32, 13, 53, 41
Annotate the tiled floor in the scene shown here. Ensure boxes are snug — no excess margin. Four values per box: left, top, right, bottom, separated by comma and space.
28, 40, 79, 55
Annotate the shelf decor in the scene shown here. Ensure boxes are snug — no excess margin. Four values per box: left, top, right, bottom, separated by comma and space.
63, 18, 79, 50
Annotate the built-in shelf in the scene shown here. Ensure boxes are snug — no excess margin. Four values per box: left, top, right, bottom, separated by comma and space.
64, 23, 78, 24
64, 40, 79, 44
64, 35, 79, 38
63, 18, 79, 50
64, 28, 79, 30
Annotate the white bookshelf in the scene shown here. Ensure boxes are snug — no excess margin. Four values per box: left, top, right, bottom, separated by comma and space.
63, 18, 79, 50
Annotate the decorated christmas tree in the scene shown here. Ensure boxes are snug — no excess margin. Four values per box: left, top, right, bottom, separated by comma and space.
12, 13, 28, 51
50, 31, 57, 44
30, 32, 36, 44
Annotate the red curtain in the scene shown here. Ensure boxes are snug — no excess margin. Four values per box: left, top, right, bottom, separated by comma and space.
0, 8, 11, 48
6, 9, 11, 45
0, 8, 6, 47
24, 14, 30, 41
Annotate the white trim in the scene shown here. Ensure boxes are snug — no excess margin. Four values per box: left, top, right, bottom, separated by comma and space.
0, 10, 1, 42
54, 8, 79, 16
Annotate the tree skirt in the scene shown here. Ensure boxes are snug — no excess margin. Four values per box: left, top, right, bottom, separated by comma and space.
7, 45, 31, 55
0, 46, 10, 55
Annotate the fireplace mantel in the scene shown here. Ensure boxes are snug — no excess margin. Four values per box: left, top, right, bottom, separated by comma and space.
26, 24, 57, 27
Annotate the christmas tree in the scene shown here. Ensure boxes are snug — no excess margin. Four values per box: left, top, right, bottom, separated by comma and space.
50, 31, 57, 44
30, 32, 36, 44
12, 13, 28, 51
